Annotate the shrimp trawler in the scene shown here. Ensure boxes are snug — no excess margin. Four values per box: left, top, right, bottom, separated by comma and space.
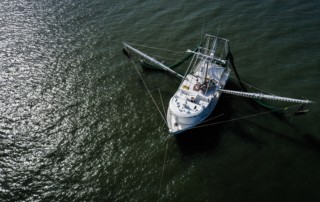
122, 34, 312, 135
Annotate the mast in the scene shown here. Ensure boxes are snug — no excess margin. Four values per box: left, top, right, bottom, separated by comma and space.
219, 89, 312, 104
204, 61, 208, 84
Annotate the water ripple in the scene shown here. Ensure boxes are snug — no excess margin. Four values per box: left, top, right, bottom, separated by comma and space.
1, 0, 319, 201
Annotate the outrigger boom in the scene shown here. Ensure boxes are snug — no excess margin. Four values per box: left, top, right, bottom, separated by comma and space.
219, 89, 312, 104
123, 42, 184, 79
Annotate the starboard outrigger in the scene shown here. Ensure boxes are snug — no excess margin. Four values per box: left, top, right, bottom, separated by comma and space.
123, 34, 312, 135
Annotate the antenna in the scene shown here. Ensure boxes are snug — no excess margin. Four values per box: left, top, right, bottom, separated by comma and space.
216, 22, 221, 37
199, 19, 206, 47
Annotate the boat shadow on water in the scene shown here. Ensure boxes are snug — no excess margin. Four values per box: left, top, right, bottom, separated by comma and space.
173, 79, 256, 156
174, 82, 235, 157
174, 80, 319, 157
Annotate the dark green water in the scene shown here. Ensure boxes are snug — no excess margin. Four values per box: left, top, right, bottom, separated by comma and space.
1, 0, 320, 201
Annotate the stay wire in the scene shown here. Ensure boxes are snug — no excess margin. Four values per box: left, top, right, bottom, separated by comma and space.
191, 104, 299, 130
158, 89, 167, 117
159, 138, 169, 193
128, 42, 185, 54
159, 136, 174, 194
229, 75, 277, 95
129, 59, 168, 125
128, 58, 171, 194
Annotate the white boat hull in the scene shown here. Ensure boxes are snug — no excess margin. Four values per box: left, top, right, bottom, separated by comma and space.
167, 68, 230, 135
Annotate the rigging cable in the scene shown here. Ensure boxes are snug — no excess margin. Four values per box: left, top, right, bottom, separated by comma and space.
226, 48, 286, 111
123, 47, 172, 195
191, 104, 301, 130
158, 89, 166, 117
140, 45, 199, 70
124, 51, 168, 125
159, 137, 170, 194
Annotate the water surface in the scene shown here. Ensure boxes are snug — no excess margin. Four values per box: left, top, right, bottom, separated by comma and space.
1, 0, 319, 201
